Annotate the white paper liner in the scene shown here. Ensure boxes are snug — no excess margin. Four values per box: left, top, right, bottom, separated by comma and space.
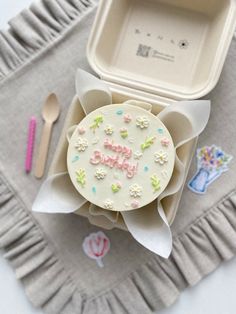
32, 69, 210, 258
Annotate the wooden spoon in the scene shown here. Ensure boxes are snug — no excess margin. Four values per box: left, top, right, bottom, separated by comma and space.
35, 93, 60, 179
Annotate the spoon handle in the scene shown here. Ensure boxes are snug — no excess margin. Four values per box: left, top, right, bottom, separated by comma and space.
34, 121, 53, 179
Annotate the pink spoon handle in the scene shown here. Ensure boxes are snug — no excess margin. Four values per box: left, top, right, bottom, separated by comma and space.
25, 117, 37, 173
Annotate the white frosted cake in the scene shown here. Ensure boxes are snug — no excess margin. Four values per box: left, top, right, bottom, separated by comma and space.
67, 104, 175, 212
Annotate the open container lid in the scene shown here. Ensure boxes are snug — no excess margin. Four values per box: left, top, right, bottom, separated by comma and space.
87, 0, 236, 100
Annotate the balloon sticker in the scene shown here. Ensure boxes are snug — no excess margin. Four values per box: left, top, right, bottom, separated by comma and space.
82, 231, 110, 268
188, 145, 233, 195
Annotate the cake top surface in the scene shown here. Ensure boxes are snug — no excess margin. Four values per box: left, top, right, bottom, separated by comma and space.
67, 104, 175, 212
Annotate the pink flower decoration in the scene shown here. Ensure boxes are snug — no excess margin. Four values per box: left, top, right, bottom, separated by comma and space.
131, 200, 139, 209
78, 127, 86, 135
124, 114, 132, 123
117, 182, 122, 188
82, 231, 110, 267
161, 138, 170, 147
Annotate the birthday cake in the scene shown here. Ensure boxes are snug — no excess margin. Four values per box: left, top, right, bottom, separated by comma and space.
67, 104, 175, 212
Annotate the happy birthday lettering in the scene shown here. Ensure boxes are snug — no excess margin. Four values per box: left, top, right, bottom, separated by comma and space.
103, 138, 132, 159
90, 150, 138, 178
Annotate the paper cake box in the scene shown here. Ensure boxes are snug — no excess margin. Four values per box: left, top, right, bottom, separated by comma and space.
49, 0, 236, 230
87, 0, 236, 101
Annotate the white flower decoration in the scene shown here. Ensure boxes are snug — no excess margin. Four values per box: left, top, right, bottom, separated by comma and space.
92, 137, 99, 145
129, 184, 142, 198
104, 199, 114, 210
95, 168, 107, 180
134, 151, 143, 160
104, 125, 114, 135
136, 116, 149, 129
154, 150, 168, 165
75, 137, 88, 152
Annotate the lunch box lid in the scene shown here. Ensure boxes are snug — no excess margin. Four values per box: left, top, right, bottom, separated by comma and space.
87, 0, 236, 100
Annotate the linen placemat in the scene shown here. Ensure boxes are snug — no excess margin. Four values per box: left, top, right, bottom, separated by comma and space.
0, 1, 236, 313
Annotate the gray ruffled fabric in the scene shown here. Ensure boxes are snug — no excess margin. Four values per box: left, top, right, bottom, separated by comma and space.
1, 0, 236, 313
1, 170, 236, 313
0, 0, 94, 80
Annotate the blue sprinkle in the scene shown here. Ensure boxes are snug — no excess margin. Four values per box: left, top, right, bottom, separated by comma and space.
157, 128, 164, 134
72, 155, 80, 163
144, 166, 149, 172
116, 110, 123, 115
92, 187, 96, 194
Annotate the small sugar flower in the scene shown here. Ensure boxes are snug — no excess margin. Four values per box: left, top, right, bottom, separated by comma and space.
124, 114, 132, 123
75, 137, 88, 152
131, 200, 139, 208
161, 138, 170, 147
95, 168, 107, 180
76, 169, 86, 187
104, 199, 114, 210
120, 128, 128, 139
104, 125, 114, 135
78, 127, 86, 135
154, 150, 168, 165
136, 116, 149, 129
129, 184, 142, 198
134, 151, 143, 160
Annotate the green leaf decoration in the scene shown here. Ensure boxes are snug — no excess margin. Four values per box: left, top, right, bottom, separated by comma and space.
111, 183, 121, 193
76, 169, 86, 188
141, 136, 156, 152
90, 115, 104, 132
151, 174, 161, 192
120, 129, 128, 139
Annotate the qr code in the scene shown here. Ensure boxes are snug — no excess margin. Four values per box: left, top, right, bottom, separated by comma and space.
136, 44, 151, 58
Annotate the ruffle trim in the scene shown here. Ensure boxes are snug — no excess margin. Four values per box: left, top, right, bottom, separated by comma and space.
1, 171, 236, 314
0, 0, 97, 82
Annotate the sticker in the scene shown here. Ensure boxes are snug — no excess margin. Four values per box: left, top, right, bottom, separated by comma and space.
188, 145, 233, 194
82, 231, 110, 268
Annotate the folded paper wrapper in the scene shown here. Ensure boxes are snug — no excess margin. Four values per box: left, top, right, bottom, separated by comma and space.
33, 70, 210, 258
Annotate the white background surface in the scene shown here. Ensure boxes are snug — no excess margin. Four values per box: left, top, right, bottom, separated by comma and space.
1, 1, 236, 314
